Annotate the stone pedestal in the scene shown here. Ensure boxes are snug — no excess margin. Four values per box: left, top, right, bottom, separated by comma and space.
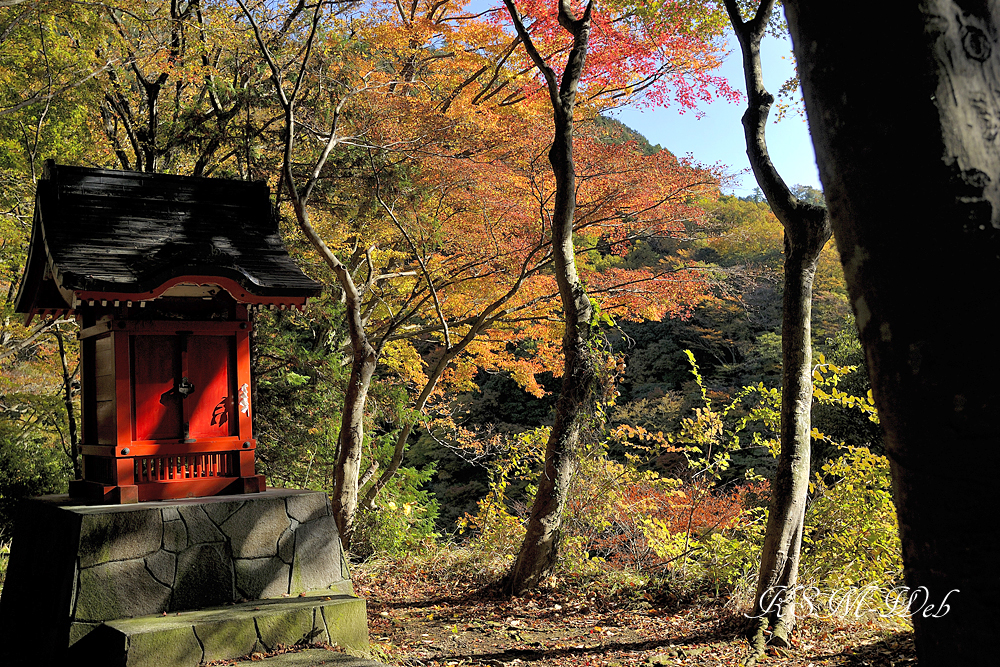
0, 489, 368, 667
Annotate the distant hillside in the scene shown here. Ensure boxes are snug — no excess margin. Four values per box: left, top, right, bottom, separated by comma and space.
593, 115, 670, 157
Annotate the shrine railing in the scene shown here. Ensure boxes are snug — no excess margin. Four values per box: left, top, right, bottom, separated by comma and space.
134, 452, 238, 483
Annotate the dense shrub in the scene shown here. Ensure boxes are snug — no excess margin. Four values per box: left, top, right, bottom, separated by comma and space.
456, 421, 769, 595
802, 446, 902, 589
0, 421, 70, 536
351, 432, 440, 559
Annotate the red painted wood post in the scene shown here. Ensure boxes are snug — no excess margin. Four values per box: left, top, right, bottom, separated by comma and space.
113, 331, 139, 503
235, 327, 253, 442
114, 331, 132, 446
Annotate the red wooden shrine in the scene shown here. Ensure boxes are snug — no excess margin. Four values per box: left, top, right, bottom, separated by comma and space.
14, 162, 321, 503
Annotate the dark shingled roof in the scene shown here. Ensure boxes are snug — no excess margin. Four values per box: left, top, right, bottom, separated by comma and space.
15, 162, 322, 314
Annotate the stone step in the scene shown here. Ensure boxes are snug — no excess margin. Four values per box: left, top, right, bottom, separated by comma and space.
68, 592, 369, 667
234, 648, 390, 667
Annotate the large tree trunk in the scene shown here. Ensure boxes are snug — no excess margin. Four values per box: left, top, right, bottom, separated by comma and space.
501, 0, 596, 595
724, 1, 831, 649
784, 3, 1000, 664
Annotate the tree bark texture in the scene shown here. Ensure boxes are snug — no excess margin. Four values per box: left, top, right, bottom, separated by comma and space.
750, 239, 823, 641
725, 0, 832, 645
785, 3, 1000, 664
330, 277, 377, 550
502, 0, 597, 595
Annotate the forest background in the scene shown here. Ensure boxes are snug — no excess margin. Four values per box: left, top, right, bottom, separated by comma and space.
0, 0, 905, 661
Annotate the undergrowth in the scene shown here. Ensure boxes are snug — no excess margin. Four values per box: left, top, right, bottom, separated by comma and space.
352, 350, 905, 629
0, 536, 10, 596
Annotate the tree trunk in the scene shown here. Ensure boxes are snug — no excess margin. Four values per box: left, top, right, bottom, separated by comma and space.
240, 0, 383, 552
749, 237, 824, 643
724, 1, 831, 647
784, 3, 1000, 664
286, 198, 378, 552
55, 326, 80, 479
330, 287, 377, 550
501, 0, 596, 596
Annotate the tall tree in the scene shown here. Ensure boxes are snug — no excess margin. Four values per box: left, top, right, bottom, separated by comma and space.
499, 0, 597, 594
354, 107, 721, 513
236, 0, 395, 548
239, 0, 721, 549
784, 3, 999, 664
495, 0, 733, 593
723, 0, 831, 652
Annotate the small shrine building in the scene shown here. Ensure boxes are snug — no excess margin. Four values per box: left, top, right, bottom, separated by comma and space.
14, 162, 322, 503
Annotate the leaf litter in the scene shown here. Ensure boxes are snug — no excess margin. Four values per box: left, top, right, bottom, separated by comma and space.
355, 558, 917, 667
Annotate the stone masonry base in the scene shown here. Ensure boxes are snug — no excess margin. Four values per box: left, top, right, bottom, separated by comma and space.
0, 489, 368, 666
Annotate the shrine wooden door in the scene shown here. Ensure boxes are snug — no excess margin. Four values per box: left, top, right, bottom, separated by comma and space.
132, 333, 237, 443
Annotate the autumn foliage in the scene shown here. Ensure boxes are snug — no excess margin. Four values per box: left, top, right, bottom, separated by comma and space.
0, 1, 906, 636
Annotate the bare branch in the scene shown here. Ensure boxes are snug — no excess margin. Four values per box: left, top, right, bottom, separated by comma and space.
501, 0, 559, 109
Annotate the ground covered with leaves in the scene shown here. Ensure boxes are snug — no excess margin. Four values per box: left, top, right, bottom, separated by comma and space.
354, 556, 917, 667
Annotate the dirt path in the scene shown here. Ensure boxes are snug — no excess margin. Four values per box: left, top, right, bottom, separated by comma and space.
355, 565, 917, 667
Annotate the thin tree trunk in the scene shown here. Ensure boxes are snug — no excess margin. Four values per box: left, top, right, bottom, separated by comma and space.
287, 203, 376, 552
239, 0, 378, 549
360, 352, 448, 510
749, 242, 822, 644
501, 0, 597, 595
330, 274, 377, 550
724, 1, 831, 650
361, 303, 511, 508
359, 253, 542, 510
55, 326, 80, 479
785, 3, 1000, 664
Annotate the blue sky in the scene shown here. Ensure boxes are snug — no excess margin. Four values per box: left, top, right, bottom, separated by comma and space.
612, 32, 821, 198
